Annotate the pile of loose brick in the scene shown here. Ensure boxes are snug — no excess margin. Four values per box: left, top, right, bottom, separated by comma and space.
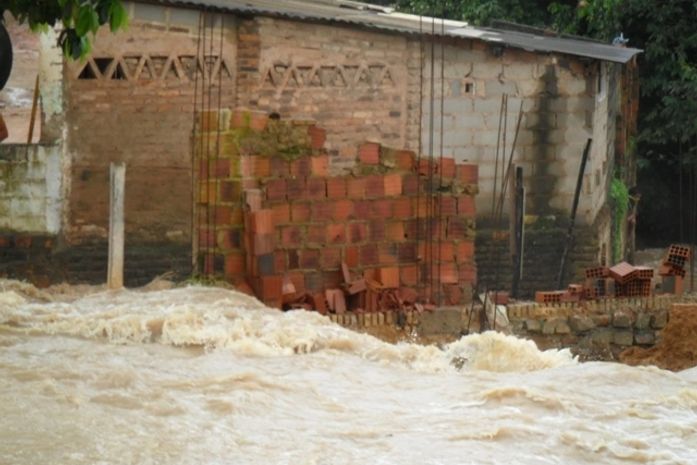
194, 109, 478, 313
657, 244, 691, 294
535, 244, 690, 304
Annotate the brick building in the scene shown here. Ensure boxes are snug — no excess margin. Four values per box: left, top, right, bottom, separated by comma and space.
0, 0, 640, 296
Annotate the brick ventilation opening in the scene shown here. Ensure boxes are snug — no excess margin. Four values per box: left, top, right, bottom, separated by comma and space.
75, 54, 232, 82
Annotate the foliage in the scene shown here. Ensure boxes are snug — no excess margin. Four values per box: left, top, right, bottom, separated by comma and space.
1, 0, 128, 59
621, 0, 697, 167
390, 0, 554, 27
549, 0, 623, 41
609, 177, 629, 262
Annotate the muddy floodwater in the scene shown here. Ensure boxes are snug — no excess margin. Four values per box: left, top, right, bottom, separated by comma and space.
1, 284, 696, 464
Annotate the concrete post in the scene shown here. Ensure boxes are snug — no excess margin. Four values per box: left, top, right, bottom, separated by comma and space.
108, 162, 126, 289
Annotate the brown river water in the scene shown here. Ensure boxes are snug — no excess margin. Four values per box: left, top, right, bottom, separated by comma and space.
1, 283, 696, 464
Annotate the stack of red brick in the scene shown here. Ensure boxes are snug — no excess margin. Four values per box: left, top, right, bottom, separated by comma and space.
534, 283, 585, 304
535, 262, 655, 303
607, 262, 654, 298
194, 109, 478, 311
658, 244, 691, 295
534, 244, 694, 303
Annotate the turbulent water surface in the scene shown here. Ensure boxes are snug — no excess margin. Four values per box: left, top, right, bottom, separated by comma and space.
1, 284, 696, 465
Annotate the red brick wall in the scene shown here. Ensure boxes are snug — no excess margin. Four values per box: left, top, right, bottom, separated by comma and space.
65, 19, 237, 243
195, 109, 477, 311
235, 17, 409, 171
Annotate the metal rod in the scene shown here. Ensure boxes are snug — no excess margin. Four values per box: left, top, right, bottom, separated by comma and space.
427, 12, 436, 302
437, 10, 445, 306
191, 11, 204, 273
492, 94, 505, 217
206, 11, 215, 274
27, 75, 39, 144
466, 283, 478, 334
690, 163, 697, 292
557, 138, 593, 289
511, 166, 525, 297
416, 11, 424, 292
500, 94, 508, 224
496, 99, 524, 218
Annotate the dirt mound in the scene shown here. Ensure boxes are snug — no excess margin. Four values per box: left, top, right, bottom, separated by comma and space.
620, 304, 697, 371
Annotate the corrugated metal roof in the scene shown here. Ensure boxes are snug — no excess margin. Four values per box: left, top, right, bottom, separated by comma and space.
151, 0, 641, 63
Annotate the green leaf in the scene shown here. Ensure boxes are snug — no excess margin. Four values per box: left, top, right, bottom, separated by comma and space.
109, 1, 128, 32
75, 5, 94, 36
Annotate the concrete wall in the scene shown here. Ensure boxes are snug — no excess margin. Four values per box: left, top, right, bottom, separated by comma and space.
0, 144, 62, 233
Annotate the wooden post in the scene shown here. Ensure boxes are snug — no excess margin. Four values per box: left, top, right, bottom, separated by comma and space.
108, 162, 126, 289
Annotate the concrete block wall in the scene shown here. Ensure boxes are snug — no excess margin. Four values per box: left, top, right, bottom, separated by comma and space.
0, 145, 63, 234
412, 40, 609, 225
194, 109, 478, 309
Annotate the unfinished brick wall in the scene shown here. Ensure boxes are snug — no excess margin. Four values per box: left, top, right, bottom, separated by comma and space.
195, 109, 478, 310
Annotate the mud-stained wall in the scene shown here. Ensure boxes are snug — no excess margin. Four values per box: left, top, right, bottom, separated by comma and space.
413, 41, 610, 225
0, 145, 62, 233
64, 4, 237, 244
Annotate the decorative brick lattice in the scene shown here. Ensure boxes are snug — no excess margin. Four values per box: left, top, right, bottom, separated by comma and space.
260, 63, 396, 90
74, 54, 233, 82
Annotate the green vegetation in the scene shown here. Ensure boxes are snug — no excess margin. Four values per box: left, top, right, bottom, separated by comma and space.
2, 0, 128, 59
609, 177, 629, 262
